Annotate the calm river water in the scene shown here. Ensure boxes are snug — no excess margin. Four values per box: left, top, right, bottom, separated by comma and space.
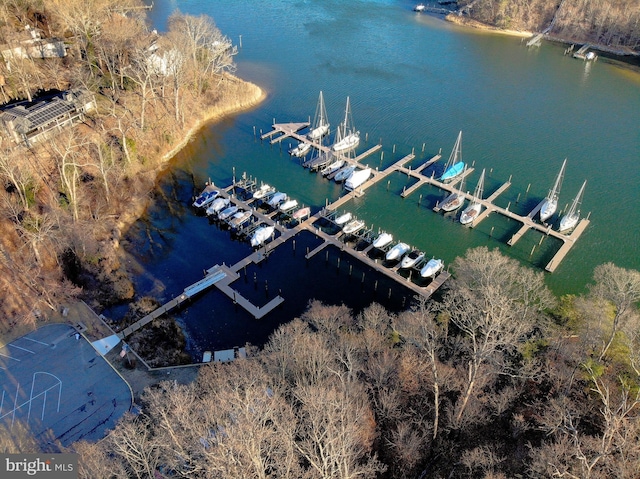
129, 0, 640, 357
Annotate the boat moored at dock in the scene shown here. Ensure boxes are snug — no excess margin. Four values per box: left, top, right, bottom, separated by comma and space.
206, 197, 230, 216
460, 169, 485, 225
218, 205, 239, 221
345, 167, 372, 190
386, 242, 410, 261
334, 212, 353, 226
540, 159, 566, 223
559, 180, 586, 232
253, 183, 275, 199
279, 198, 299, 212
372, 232, 393, 249
193, 188, 219, 208
250, 225, 276, 247
267, 192, 288, 207
401, 249, 425, 269
440, 131, 466, 182
289, 141, 311, 157
343, 219, 365, 235
420, 258, 444, 278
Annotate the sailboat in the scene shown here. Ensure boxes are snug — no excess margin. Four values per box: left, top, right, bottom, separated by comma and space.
440, 131, 466, 181
539, 159, 567, 223
440, 165, 467, 212
332, 97, 360, 152
459, 168, 485, 225
308, 91, 330, 141
558, 180, 586, 232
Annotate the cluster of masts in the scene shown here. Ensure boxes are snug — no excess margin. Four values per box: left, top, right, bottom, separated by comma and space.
435, 132, 587, 232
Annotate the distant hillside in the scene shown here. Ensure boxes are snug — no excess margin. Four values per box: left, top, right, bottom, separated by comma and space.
454, 0, 640, 54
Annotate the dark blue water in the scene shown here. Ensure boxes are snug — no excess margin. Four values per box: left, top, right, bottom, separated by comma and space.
126, 0, 640, 357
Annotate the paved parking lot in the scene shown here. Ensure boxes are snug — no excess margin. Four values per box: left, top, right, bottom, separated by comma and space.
0, 323, 132, 448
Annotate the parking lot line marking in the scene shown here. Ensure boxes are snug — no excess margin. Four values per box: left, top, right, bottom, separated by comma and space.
9, 344, 35, 354
0, 351, 19, 361
23, 337, 48, 346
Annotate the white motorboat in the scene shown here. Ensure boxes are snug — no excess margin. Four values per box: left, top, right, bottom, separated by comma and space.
334, 212, 352, 226
439, 131, 466, 182
289, 142, 311, 157
206, 197, 230, 216
320, 159, 344, 176
420, 258, 444, 278
228, 210, 252, 228
559, 180, 586, 233
308, 91, 330, 141
292, 206, 311, 220
345, 168, 372, 190
332, 97, 360, 152
460, 169, 485, 226
400, 249, 425, 269
218, 205, 239, 221
279, 199, 299, 212
250, 225, 275, 247
414, 4, 426, 12
333, 165, 356, 182
267, 192, 287, 207
385, 242, 410, 261
372, 232, 393, 249
539, 159, 566, 223
342, 219, 365, 235
193, 188, 219, 208
253, 184, 275, 199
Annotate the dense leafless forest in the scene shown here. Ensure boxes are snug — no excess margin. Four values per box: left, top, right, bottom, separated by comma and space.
458, 0, 640, 51
0, 1, 639, 478
64, 249, 639, 478
0, 0, 261, 335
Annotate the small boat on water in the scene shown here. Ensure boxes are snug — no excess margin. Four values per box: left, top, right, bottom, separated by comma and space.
279, 199, 298, 212
218, 205, 239, 221
343, 219, 365, 235
332, 97, 360, 152
267, 192, 287, 207
440, 166, 467, 212
334, 212, 352, 226
292, 206, 311, 220
228, 210, 252, 228
345, 167, 372, 190
193, 188, 219, 208
308, 91, 330, 141
400, 249, 425, 269
333, 165, 356, 183
206, 197, 230, 216
440, 131, 466, 182
253, 184, 275, 199
250, 225, 275, 247
460, 169, 485, 226
539, 159, 567, 223
414, 4, 426, 12
420, 258, 444, 278
372, 232, 393, 249
320, 159, 344, 176
385, 242, 410, 261
289, 142, 311, 157
558, 180, 586, 232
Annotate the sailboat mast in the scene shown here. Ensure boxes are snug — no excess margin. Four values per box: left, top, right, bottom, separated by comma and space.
568, 180, 587, 216
548, 158, 567, 201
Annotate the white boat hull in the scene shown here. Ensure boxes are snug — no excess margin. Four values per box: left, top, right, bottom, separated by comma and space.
332, 132, 360, 152
289, 142, 311, 157
253, 184, 274, 199
345, 168, 371, 190
400, 251, 424, 269
343, 219, 365, 235
420, 259, 443, 278
385, 243, 410, 261
218, 205, 239, 221
558, 214, 578, 232
308, 124, 329, 141
279, 199, 298, 212
206, 197, 230, 216
335, 212, 352, 226
440, 192, 464, 212
250, 226, 275, 247
539, 198, 557, 222
460, 204, 481, 225
372, 233, 393, 249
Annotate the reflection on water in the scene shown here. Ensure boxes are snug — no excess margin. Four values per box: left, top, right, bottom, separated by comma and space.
126, 0, 640, 356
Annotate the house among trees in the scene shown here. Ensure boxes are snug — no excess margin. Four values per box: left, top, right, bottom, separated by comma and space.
0, 89, 96, 147
0, 25, 66, 60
